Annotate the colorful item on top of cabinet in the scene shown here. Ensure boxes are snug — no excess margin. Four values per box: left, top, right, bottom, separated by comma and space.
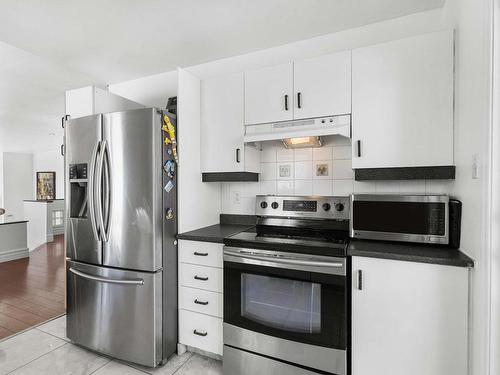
163, 160, 175, 179
165, 208, 174, 220
164, 180, 174, 193
162, 115, 178, 164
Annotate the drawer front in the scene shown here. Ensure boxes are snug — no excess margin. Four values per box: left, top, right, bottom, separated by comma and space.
179, 240, 223, 268
180, 286, 223, 318
180, 263, 223, 293
179, 309, 222, 355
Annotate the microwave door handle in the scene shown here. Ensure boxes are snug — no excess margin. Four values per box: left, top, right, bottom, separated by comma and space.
224, 250, 343, 268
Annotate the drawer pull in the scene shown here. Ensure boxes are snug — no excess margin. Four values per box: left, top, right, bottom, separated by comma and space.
194, 299, 209, 305
194, 251, 209, 256
194, 275, 209, 281
193, 329, 208, 337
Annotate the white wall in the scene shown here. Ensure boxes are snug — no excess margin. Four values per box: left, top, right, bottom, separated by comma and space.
2, 152, 33, 220
33, 148, 64, 199
438, 1, 493, 374
0, 152, 4, 208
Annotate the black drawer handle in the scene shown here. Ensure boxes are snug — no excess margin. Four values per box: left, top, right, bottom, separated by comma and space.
284, 94, 289, 111
194, 251, 208, 257
194, 299, 209, 305
194, 275, 208, 281
193, 329, 208, 337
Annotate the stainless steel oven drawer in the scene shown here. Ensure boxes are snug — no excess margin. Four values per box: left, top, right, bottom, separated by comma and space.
66, 261, 162, 367
223, 345, 321, 375
224, 324, 345, 375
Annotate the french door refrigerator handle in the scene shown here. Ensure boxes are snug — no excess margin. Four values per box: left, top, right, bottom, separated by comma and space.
96, 140, 108, 242
102, 141, 112, 242
69, 267, 144, 285
88, 141, 101, 241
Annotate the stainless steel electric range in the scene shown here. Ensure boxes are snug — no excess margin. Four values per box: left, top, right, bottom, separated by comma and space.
223, 195, 350, 375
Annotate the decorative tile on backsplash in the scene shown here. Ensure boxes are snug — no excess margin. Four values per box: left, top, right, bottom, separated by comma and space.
220, 139, 453, 215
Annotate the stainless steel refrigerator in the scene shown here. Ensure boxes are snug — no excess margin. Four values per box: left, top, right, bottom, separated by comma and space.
64, 107, 177, 367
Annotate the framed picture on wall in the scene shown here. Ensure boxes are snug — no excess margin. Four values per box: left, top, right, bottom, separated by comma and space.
36, 171, 56, 200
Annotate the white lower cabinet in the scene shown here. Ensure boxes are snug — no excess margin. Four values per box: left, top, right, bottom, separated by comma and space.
351, 256, 469, 375
178, 240, 223, 356
179, 309, 223, 355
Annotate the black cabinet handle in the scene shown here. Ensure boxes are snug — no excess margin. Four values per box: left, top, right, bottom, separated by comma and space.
194, 299, 209, 305
194, 275, 208, 281
357, 140, 362, 157
358, 270, 363, 290
297, 92, 302, 109
193, 329, 208, 337
194, 251, 208, 257
236, 148, 241, 163
284, 95, 289, 111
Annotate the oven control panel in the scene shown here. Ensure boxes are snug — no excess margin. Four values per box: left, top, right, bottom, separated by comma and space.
256, 195, 350, 220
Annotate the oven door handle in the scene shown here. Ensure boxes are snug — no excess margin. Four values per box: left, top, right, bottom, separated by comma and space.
224, 249, 344, 269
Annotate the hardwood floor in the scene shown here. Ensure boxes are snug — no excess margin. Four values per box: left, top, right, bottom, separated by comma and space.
0, 235, 65, 340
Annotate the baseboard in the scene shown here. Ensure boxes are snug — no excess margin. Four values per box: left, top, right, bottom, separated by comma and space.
0, 247, 29, 263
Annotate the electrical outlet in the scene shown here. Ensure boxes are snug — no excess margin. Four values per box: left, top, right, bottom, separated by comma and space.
472, 153, 480, 179
233, 191, 241, 204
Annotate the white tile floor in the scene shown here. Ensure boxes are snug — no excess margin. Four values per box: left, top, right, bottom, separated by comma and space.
0, 316, 222, 375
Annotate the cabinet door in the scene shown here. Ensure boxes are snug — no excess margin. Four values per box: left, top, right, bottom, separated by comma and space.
352, 30, 454, 168
201, 72, 245, 172
245, 62, 293, 125
351, 256, 468, 375
294, 51, 351, 120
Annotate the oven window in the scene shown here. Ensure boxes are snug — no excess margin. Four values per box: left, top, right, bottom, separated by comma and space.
241, 274, 321, 334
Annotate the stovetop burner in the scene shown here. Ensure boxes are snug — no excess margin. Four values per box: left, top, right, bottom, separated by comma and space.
225, 195, 351, 257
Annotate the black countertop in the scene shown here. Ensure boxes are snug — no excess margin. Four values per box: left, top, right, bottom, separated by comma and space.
348, 239, 474, 268
177, 223, 255, 244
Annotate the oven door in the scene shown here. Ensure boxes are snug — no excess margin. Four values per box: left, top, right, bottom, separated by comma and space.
223, 247, 347, 374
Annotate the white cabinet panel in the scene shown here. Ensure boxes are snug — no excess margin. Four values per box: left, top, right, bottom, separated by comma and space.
179, 240, 223, 268
294, 51, 351, 119
179, 309, 223, 355
201, 72, 260, 173
180, 286, 223, 318
351, 256, 468, 375
245, 63, 293, 125
180, 263, 223, 293
352, 30, 454, 168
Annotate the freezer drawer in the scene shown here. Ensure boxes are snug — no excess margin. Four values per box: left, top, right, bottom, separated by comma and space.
66, 261, 162, 367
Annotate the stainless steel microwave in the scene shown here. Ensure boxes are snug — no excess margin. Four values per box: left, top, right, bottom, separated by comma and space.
350, 194, 451, 245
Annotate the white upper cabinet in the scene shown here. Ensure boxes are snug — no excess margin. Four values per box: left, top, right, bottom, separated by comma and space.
201, 72, 259, 174
351, 30, 454, 169
351, 256, 468, 375
244, 63, 294, 125
293, 51, 351, 120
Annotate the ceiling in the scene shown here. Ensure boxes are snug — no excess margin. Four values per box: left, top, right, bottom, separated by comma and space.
0, 0, 445, 153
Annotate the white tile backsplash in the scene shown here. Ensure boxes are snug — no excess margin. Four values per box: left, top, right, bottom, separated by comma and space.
312, 180, 333, 195
277, 148, 294, 162
332, 159, 354, 180
313, 146, 333, 161
277, 163, 294, 179
294, 148, 313, 161
220, 140, 453, 215
294, 161, 313, 180
261, 162, 276, 180
294, 180, 313, 195
277, 181, 294, 194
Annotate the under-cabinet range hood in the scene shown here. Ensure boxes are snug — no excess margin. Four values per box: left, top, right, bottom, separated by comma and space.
243, 114, 351, 143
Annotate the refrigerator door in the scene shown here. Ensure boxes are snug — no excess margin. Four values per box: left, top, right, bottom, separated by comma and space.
66, 260, 162, 367
102, 108, 162, 271
65, 114, 102, 265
